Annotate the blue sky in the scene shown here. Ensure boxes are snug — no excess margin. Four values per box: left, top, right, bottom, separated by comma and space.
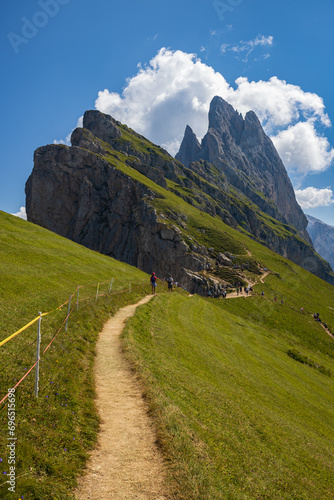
1, 0, 334, 225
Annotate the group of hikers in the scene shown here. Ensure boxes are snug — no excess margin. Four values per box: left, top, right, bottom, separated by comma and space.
150, 272, 256, 299
150, 272, 176, 294
149, 272, 328, 330
236, 285, 253, 296
313, 312, 322, 323
207, 288, 227, 299
207, 284, 254, 299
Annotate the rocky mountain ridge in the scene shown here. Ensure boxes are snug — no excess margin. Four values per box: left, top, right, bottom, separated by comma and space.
176, 96, 310, 242
25, 105, 334, 289
307, 215, 334, 271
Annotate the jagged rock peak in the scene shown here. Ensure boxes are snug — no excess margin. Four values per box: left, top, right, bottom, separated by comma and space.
176, 95, 311, 243
81, 110, 122, 146
208, 96, 244, 144
175, 125, 201, 167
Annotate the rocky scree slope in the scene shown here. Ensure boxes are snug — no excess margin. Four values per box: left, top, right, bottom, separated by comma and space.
25, 108, 334, 288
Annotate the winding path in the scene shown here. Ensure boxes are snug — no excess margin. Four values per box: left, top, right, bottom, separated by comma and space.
224, 270, 271, 299
74, 295, 168, 500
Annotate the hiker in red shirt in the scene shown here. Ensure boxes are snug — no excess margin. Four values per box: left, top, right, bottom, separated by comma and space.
150, 272, 157, 294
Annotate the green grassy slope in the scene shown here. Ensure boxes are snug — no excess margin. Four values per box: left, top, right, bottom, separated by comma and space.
2, 162, 334, 500
0, 211, 150, 499
123, 260, 334, 498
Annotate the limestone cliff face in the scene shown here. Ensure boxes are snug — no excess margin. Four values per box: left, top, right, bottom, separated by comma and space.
176, 96, 310, 242
25, 143, 206, 291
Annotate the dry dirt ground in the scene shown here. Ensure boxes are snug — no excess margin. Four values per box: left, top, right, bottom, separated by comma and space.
74, 295, 168, 500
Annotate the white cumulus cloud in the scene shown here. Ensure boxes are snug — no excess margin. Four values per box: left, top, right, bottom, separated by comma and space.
227, 76, 330, 133
96, 48, 230, 154
295, 187, 334, 209
272, 122, 334, 175
12, 207, 27, 220
94, 48, 334, 171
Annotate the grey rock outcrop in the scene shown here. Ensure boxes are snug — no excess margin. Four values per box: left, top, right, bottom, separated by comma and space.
83, 110, 122, 144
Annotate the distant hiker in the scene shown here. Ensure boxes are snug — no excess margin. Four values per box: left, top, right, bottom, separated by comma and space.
301, 307, 304, 313
274, 297, 277, 302
261, 291, 265, 297
150, 272, 157, 294
167, 275, 173, 292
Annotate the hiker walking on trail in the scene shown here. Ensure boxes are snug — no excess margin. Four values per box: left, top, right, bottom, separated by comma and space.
150, 272, 157, 295
167, 275, 173, 292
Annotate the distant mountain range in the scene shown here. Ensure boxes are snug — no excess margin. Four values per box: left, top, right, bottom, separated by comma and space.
307, 215, 334, 270
25, 98, 334, 288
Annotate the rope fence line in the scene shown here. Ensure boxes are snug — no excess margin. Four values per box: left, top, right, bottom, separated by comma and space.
0, 297, 75, 348
0, 279, 149, 348
0, 277, 160, 408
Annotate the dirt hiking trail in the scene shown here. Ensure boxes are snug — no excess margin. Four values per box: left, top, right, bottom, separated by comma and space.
74, 295, 168, 500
